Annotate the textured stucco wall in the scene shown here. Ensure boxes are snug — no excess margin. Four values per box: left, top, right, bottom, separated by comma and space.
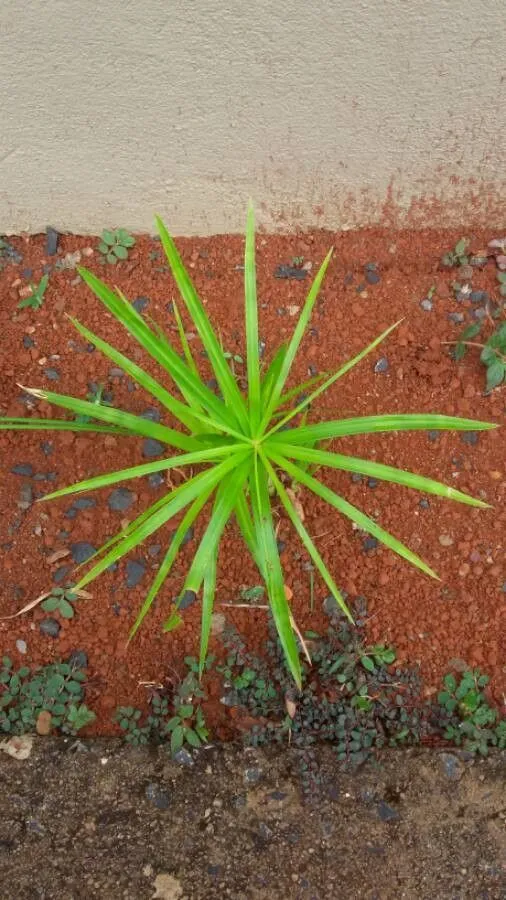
0, 0, 504, 234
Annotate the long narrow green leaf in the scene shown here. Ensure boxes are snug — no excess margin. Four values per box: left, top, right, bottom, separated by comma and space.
68, 315, 203, 434
245, 202, 261, 429
251, 455, 301, 687
183, 460, 252, 594
277, 369, 330, 407
261, 452, 352, 621
73, 452, 249, 590
172, 299, 200, 379
199, 528, 217, 676
267, 414, 497, 447
78, 267, 239, 431
0, 417, 131, 435
258, 248, 333, 433
269, 443, 490, 508
19, 386, 199, 452
41, 444, 244, 501
267, 321, 401, 436
155, 218, 250, 433
261, 345, 287, 407
130, 486, 214, 640
270, 452, 439, 580
234, 490, 264, 577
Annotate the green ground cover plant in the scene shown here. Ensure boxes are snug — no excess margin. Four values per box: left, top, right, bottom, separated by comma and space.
0, 205, 495, 686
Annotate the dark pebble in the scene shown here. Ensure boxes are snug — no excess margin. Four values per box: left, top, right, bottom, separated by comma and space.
142, 439, 165, 458
419, 498, 430, 510
472, 307, 487, 320
53, 565, 72, 584
181, 527, 194, 546
447, 312, 465, 324
207, 865, 222, 878
363, 536, 378, 552
469, 290, 489, 304
461, 431, 479, 446
274, 264, 307, 280
22, 335, 35, 348
73, 497, 97, 510
42, 263, 52, 275
148, 544, 161, 557
86, 343, 95, 353
148, 472, 165, 489
21, 268, 33, 279
108, 487, 136, 512
367, 477, 378, 489
140, 407, 161, 423
374, 357, 389, 374
40, 441, 53, 456
365, 268, 380, 285
308, 364, 318, 377
40, 618, 61, 638
323, 594, 339, 616
11, 463, 34, 477
173, 748, 194, 767
276, 539, 286, 553
351, 472, 363, 483
206, 378, 219, 391
276, 307, 286, 316
70, 542, 96, 564
34, 472, 57, 482
344, 272, 354, 285
427, 430, 439, 442
178, 589, 196, 610
377, 800, 400, 822
64, 507, 78, 520
145, 782, 170, 809
18, 484, 33, 509
45, 227, 59, 256
132, 296, 150, 314
355, 282, 366, 293
440, 752, 463, 781
44, 368, 60, 381
244, 767, 262, 785
126, 379, 136, 393
125, 560, 146, 588
109, 367, 124, 380
68, 649, 88, 670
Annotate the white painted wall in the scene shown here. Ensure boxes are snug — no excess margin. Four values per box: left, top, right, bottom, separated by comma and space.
0, 0, 504, 234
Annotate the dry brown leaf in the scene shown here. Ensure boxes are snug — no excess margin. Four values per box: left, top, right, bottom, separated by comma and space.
46, 548, 71, 565
0, 589, 52, 620
285, 694, 297, 719
284, 584, 293, 602
36, 710, 52, 736
286, 487, 305, 522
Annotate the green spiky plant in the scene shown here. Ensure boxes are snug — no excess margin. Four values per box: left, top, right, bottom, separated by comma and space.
0, 205, 496, 687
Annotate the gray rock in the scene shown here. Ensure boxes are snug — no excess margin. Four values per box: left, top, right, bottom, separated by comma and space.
374, 357, 389, 374
420, 298, 433, 312
363, 536, 378, 552
40, 441, 53, 456
426, 430, 439, 442
108, 487, 136, 512
145, 783, 170, 809
11, 463, 34, 477
22, 335, 35, 348
440, 752, 464, 781
148, 544, 161, 557
448, 312, 465, 324
40, 618, 61, 638
73, 497, 97, 510
377, 800, 400, 822
109, 367, 124, 380
53, 565, 72, 584
367, 478, 378, 489
469, 290, 489, 304
125, 560, 146, 588
181, 527, 194, 546
472, 307, 487, 320
143, 439, 165, 458
44, 368, 60, 381
178, 589, 196, 610
351, 473, 363, 483
173, 748, 194, 766
274, 264, 307, 280
64, 507, 78, 520
70, 542, 96, 564
68, 649, 88, 670
45, 227, 59, 256
15, 639, 27, 655
419, 498, 430, 510
148, 473, 165, 489
365, 267, 380, 285
244, 767, 262, 785
461, 431, 479, 446
323, 595, 339, 617
17, 484, 33, 510
132, 296, 150, 314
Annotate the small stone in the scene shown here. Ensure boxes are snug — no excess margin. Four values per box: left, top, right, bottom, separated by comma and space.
440, 752, 464, 781
367, 478, 378, 489
472, 307, 487, 320
420, 298, 433, 312
178, 589, 196, 610
274, 264, 307, 280
308, 363, 318, 377
419, 498, 430, 510
39, 618, 61, 638
181, 527, 194, 546
461, 431, 479, 446
73, 497, 97, 510
374, 357, 389, 374
323, 594, 339, 616
53, 565, 72, 584
210, 613, 226, 636
108, 487, 136, 512
143, 439, 165, 458
363, 536, 378, 552
438, 534, 454, 547
140, 407, 161, 422
469, 290, 489, 304
109, 367, 124, 380
36, 710, 53, 736
459, 563, 470, 577
365, 267, 380, 285
15, 639, 27, 655
68, 649, 88, 669
351, 472, 362, 483
145, 782, 170, 809
132, 296, 150, 314
125, 560, 146, 588
377, 800, 400, 822
148, 544, 161, 557
17, 484, 33, 510
22, 335, 35, 348
276, 539, 286, 553
44, 368, 60, 381
45, 227, 59, 256
11, 463, 34, 477
40, 441, 53, 456
258, 339, 266, 358
173, 748, 194, 767
70, 542, 96, 564
426, 430, 439, 442
257, 822, 273, 842
244, 767, 262, 785
355, 282, 367, 293
148, 473, 165, 489
447, 312, 465, 324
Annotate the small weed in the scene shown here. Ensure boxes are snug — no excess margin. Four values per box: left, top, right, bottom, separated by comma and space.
98, 229, 135, 264
41, 587, 79, 619
239, 585, 265, 603
75, 383, 112, 424
115, 655, 211, 755
0, 656, 95, 736
17, 274, 49, 310
291, 256, 304, 268
451, 320, 506, 391
437, 669, 506, 755
441, 238, 469, 268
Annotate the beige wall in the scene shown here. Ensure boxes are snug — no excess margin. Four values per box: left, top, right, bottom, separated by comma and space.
0, 0, 504, 235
